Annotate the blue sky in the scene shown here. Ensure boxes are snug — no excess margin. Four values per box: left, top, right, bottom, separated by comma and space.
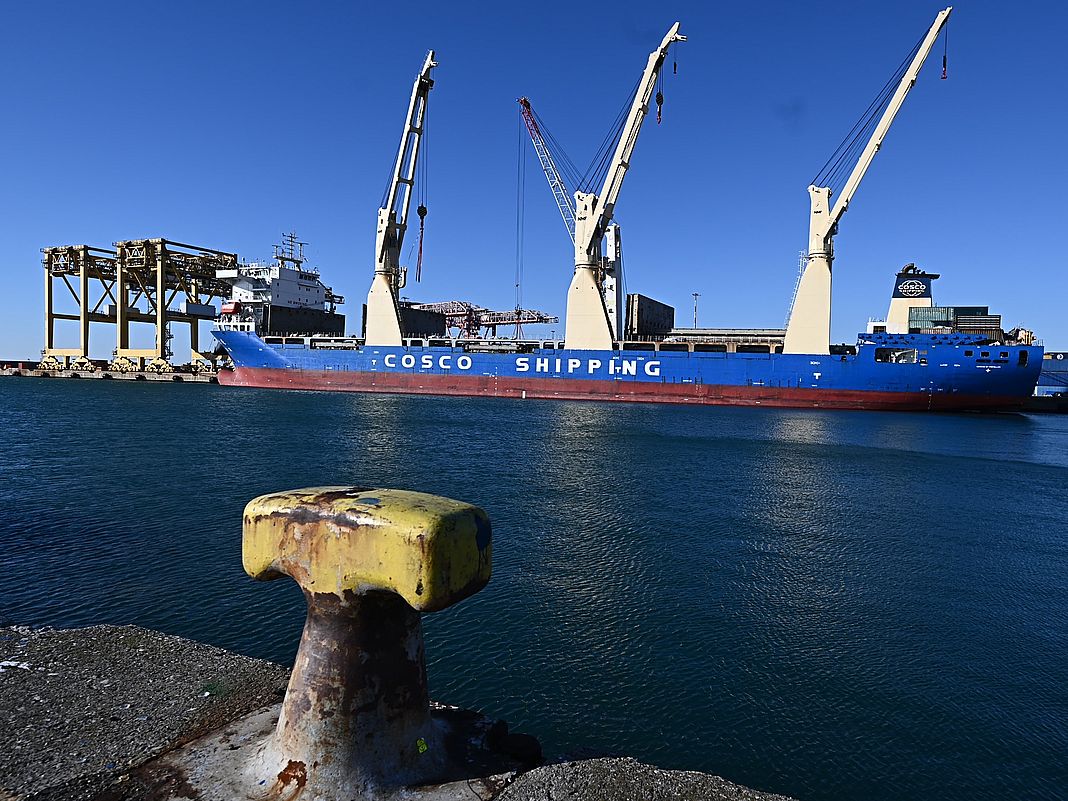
1, 0, 1065, 360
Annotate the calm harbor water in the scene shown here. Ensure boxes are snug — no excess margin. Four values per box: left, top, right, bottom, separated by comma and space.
1, 377, 1065, 800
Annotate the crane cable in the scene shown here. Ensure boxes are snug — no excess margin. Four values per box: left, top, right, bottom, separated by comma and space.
657, 41, 679, 124
522, 42, 679, 198
415, 104, 429, 281
415, 205, 427, 282
941, 19, 949, 79
529, 104, 583, 191
812, 30, 926, 196
656, 62, 664, 124
579, 81, 640, 193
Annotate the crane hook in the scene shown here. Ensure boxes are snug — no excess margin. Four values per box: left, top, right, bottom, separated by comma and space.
941, 23, 949, 80
655, 90, 664, 125
416, 204, 427, 281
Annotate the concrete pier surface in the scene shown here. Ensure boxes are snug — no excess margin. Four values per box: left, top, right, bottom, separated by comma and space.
0, 625, 288, 800
1, 625, 795, 801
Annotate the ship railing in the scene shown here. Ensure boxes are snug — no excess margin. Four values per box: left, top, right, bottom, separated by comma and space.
310, 338, 361, 350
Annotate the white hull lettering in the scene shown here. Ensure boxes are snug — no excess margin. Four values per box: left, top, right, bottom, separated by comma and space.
513, 355, 661, 377
382, 353, 472, 371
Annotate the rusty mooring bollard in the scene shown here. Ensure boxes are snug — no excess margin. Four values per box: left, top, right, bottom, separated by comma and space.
241, 486, 492, 798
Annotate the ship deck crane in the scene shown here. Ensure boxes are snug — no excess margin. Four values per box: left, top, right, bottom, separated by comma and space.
365, 51, 436, 346
783, 7, 952, 355
565, 22, 685, 350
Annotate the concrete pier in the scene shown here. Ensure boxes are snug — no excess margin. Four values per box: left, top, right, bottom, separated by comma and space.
0, 625, 794, 801
0, 625, 288, 800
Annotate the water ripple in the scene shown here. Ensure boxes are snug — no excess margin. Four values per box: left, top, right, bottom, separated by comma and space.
2, 379, 1067, 801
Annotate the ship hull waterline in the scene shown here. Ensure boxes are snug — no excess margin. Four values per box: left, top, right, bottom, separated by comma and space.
218, 365, 1026, 413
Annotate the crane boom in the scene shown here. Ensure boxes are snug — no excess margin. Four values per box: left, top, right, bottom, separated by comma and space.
574, 22, 686, 264
825, 7, 952, 233
585, 22, 686, 252
565, 22, 685, 351
365, 51, 436, 347
377, 51, 436, 270
518, 97, 576, 241
783, 8, 951, 355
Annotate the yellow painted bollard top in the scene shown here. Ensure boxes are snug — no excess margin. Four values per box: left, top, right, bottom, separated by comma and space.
242, 486, 492, 612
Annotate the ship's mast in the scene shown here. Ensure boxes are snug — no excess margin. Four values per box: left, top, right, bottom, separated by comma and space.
783, 8, 951, 355
564, 23, 685, 351
274, 231, 306, 269
365, 51, 436, 346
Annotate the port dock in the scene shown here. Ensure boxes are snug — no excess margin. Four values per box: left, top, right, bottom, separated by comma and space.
1, 361, 217, 383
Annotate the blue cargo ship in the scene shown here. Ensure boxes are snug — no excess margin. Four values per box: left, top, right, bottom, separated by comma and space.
212, 18, 1042, 412
212, 261, 1043, 412
212, 328, 1041, 412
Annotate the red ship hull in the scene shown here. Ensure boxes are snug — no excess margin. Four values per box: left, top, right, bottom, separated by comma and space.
218, 367, 1022, 412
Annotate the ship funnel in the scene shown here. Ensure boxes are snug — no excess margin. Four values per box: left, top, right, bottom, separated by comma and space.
885, 264, 939, 334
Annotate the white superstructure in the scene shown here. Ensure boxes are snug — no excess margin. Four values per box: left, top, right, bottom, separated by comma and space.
215, 233, 344, 334
223, 262, 330, 310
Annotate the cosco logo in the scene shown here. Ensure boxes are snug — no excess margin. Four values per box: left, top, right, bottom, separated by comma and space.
897, 279, 927, 297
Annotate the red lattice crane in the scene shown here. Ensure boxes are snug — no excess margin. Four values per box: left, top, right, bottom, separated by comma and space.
518, 97, 576, 242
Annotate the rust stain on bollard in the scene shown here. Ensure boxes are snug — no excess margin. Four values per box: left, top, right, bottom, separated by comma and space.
241, 486, 492, 800
271, 758, 307, 801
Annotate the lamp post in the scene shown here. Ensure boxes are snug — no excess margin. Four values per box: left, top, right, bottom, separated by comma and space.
692, 293, 700, 329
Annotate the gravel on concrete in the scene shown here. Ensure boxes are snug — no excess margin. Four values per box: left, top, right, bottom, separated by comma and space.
495, 757, 796, 801
0, 625, 289, 801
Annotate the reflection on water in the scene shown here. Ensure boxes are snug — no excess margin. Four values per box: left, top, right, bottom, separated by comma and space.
1, 379, 1067, 801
